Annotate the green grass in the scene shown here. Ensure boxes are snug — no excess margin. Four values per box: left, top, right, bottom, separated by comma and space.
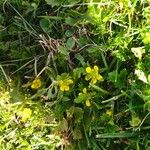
0, 0, 150, 149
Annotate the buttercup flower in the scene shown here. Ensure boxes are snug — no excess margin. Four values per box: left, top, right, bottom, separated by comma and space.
85, 99, 91, 107
85, 65, 103, 84
106, 110, 113, 116
79, 88, 91, 107
18, 108, 32, 122
78, 88, 88, 95
31, 78, 42, 89
58, 79, 73, 91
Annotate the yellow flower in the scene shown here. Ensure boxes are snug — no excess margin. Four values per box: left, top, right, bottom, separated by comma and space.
85, 65, 103, 84
106, 110, 112, 116
129, 116, 141, 127
58, 79, 73, 91
18, 108, 32, 122
31, 78, 42, 89
83, 88, 87, 94
86, 67, 92, 73
85, 99, 91, 107
81, 88, 92, 107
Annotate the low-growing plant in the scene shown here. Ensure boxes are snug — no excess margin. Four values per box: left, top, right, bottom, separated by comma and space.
0, 0, 150, 149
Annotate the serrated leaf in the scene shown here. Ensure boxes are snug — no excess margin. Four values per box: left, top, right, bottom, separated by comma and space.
74, 107, 84, 123
104, 124, 119, 133
75, 53, 85, 66
66, 106, 75, 118
118, 69, 127, 87
73, 68, 84, 80
73, 128, 82, 140
119, 69, 127, 81
108, 69, 127, 88
58, 118, 68, 132
65, 17, 77, 25
108, 71, 116, 83
58, 45, 68, 56
74, 94, 86, 103
30, 88, 47, 99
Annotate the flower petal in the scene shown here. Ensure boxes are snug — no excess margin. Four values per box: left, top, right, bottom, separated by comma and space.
31, 84, 36, 89
91, 78, 97, 84
60, 85, 65, 91
83, 88, 87, 94
106, 110, 112, 116
94, 65, 99, 71
31, 78, 41, 89
86, 67, 92, 73
59, 80, 63, 85
67, 79, 73, 84
97, 74, 103, 81
85, 99, 91, 107
64, 86, 69, 91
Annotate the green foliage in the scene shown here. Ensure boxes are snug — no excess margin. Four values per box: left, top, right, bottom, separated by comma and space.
1, 0, 150, 149
108, 68, 127, 88
45, 0, 80, 7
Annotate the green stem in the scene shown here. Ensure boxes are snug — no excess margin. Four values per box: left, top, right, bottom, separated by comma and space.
101, 92, 126, 103
100, 50, 109, 71
96, 132, 136, 138
115, 60, 119, 82
0, 65, 10, 86
128, 12, 131, 34
89, 84, 110, 95
83, 124, 90, 148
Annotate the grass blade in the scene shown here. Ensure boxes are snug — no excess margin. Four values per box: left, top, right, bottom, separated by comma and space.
96, 132, 136, 138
